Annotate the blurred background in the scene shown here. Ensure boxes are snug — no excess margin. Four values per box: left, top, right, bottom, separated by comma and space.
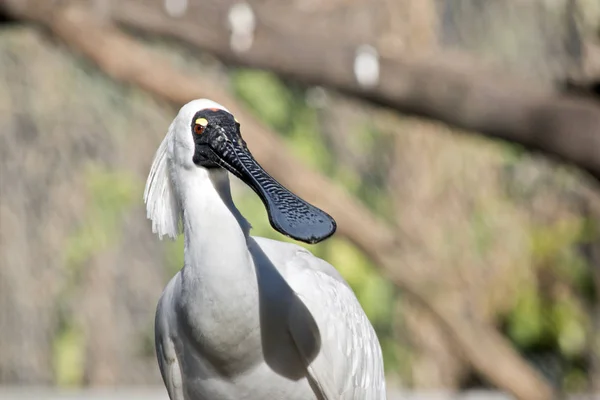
0, 0, 599, 399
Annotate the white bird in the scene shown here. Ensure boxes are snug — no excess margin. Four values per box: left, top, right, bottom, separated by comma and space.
144, 99, 386, 400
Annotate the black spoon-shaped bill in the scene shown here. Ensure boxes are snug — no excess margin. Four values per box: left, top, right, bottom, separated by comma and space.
209, 142, 336, 244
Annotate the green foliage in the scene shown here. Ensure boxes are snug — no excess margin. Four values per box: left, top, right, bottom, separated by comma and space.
231, 69, 333, 173
379, 336, 402, 378
552, 299, 586, 358
563, 368, 588, 393
287, 105, 333, 173
504, 214, 594, 390
64, 165, 142, 272
231, 69, 293, 132
55, 164, 142, 387
52, 322, 85, 387
351, 123, 394, 218
164, 234, 185, 277
506, 286, 547, 348
530, 218, 582, 263
138, 321, 158, 359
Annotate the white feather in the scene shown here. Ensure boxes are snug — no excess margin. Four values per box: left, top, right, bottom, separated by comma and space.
144, 121, 181, 240
144, 99, 230, 240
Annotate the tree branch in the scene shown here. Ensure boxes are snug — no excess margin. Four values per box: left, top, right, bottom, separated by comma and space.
0, 1, 557, 399
106, 0, 600, 181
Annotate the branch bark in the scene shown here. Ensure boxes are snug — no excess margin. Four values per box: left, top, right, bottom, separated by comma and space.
105, 0, 600, 181
0, 1, 557, 399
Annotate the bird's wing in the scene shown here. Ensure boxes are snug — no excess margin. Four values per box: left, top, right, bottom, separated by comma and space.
155, 280, 185, 400
286, 249, 387, 400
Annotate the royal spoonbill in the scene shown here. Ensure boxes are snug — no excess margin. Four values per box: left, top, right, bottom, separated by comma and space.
144, 99, 386, 399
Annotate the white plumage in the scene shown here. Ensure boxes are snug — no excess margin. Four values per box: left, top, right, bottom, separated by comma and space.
145, 99, 386, 399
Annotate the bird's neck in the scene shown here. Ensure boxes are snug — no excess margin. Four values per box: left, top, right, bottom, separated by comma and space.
172, 167, 262, 369
177, 167, 256, 310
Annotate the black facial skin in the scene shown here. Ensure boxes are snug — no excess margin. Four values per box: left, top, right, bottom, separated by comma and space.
191, 109, 242, 169
190, 108, 336, 244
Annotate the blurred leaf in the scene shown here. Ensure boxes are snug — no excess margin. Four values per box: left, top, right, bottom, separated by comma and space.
164, 234, 185, 277
231, 69, 292, 131
358, 274, 394, 326
563, 368, 588, 392
580, 216, 600, 243
325, 238, 373, 290
64, 164, 141, 272
552, 300, 586, 358
52, 322, 84, 387
530, 217, 582, 263
57, 165, 142, 387
335, 167, 361, 194
506, 286, 545, 348
380, 336, 402, 376
287, 106, 332, 172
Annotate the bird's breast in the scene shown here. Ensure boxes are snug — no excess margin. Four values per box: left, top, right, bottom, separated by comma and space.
175, 273, 263, 376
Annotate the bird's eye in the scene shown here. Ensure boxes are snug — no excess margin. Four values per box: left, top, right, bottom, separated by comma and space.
194, 124, 205, 135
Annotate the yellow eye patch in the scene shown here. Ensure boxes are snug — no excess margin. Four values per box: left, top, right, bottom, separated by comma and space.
234, 117, 239, 123
195, 118, 208, 127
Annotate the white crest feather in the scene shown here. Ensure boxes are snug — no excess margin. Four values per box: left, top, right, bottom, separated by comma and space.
144, 122, 181, 240
144, 98, 230, 240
